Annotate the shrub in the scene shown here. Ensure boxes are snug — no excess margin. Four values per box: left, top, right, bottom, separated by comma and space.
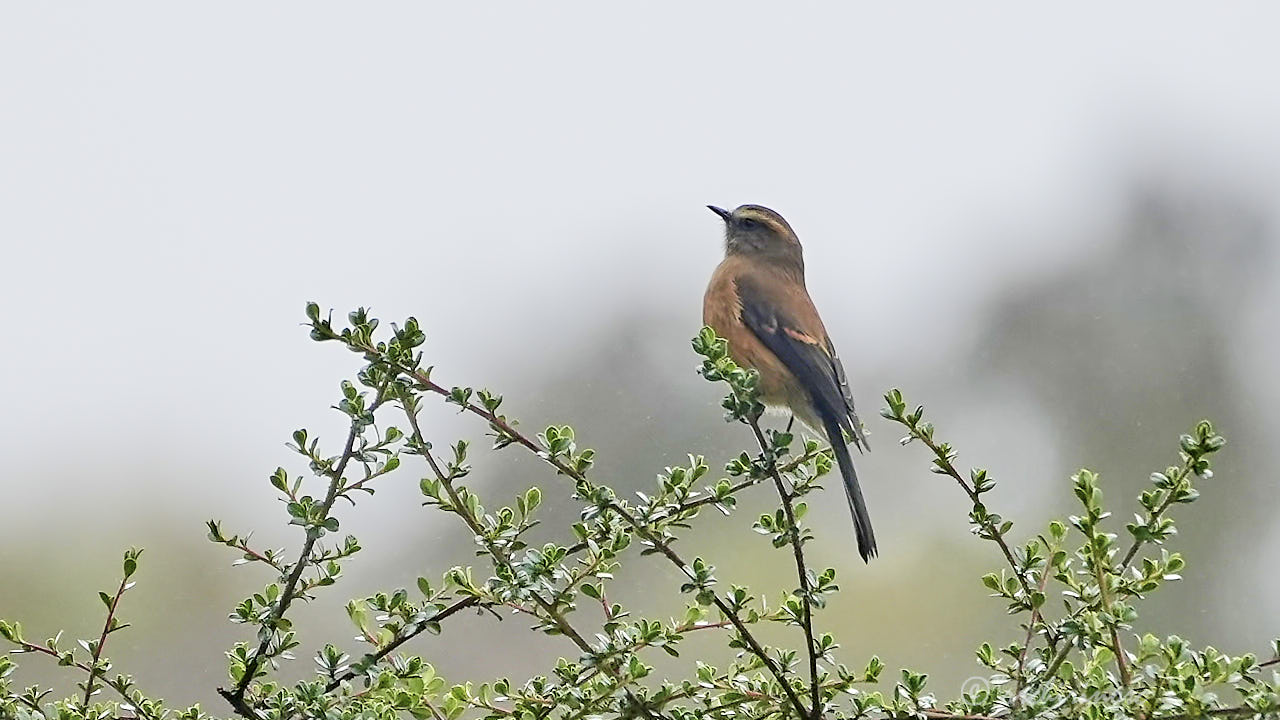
2, 305, 1276, 720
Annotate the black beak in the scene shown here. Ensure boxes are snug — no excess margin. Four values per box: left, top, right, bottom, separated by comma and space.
707, 205, 731, 222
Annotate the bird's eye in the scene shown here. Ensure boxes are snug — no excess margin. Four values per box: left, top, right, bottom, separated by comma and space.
739, 217, 759, 229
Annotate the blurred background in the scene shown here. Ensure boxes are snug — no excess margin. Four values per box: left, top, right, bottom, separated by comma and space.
2, 2, 1277, 711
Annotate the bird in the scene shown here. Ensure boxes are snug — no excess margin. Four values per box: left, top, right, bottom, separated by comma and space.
702, 204, 876, 561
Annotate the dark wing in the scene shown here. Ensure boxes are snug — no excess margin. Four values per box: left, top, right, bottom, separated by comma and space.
736, 275, 856, 438
736, 273, 878, 561
827, 339, 871, 452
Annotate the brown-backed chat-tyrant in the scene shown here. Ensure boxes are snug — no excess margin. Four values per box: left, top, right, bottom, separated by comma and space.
703, 204, 876, 561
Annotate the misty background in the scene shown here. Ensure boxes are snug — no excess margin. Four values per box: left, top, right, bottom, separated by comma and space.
2, 3, 1277, 711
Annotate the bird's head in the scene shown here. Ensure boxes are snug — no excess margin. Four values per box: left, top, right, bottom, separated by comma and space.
707, 204, 803, 269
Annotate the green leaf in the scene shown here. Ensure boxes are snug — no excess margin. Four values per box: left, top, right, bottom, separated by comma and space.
122, 553, 139, 579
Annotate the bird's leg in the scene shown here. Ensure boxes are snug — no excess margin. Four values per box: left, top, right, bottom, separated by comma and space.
785, 415, 796, 434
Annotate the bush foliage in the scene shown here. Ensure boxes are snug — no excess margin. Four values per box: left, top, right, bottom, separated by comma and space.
2, 305, 1277, 720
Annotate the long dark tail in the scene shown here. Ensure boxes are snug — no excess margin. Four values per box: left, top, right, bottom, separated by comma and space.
821, 414, 877, 562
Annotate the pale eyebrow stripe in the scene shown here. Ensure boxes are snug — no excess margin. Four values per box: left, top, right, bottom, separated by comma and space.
740, 208, 788, 232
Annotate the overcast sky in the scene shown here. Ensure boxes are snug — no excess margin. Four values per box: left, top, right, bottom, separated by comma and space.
3, 2, 1279, 708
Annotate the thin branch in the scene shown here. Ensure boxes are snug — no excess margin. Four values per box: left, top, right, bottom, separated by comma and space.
1110, 438, 1218, 689
221, 379, 394, 717
558, 452, 821, 560
418, 697, 449, 720
402, 404, 661, 720
921, 707, 1265, 720
748, 417, 821, 720
639, 676, 869, 720
610, 503, 811, 720
1118, 457, 1195, 573
395, 367, 810, 720
16, 641, 93, 673
1095, 565, 1132, 689
15, 641, 158, 720
921, 711, 1004, 720
1012, 565, 1052, 702
322, 596, 482, 693
13, 692, 47, 719
896, 421, 1035, 602
1084, 487, 1132, 688
82, 573, 129, 708
571, 618, 736, 689
673, 451, 821, 516
1042, 641, 1073, 684
225, 539, 286, 573
1158, 709, 1272, 720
